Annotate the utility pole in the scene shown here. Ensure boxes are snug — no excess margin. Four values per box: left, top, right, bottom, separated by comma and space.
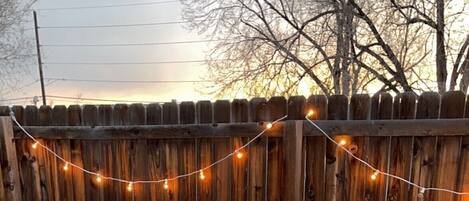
33, 11, 47, 106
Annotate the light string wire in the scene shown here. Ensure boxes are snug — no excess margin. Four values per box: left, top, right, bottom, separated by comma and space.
305, 114, 469, 196
10, 111, 287, 185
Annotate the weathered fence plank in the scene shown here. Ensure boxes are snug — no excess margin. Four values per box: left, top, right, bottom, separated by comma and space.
111, 104, 130, 201
248, 98, 268, 201
304, 95, 327, 201
68, 105, 85, 201
326, 95, 348, 201
178, 101, 196, 201
196, 100, 213, 201
432, 91, 465, 201
459, 95, 469, 201
283, 120, 303, 201
232, 99, 248, 201
82, 105, 104, 201
0, 117, 22, 201
213, 100, 232, 201
349, 94, 370, 201
388, 92, 416, 201
371, 92, 393, 201
266, 96, 286, 201
146, 103, 162, 125
52, 106, 74, 201
409, 92, 439, 201
97, 105, 113, 201
129, 103, 149, 201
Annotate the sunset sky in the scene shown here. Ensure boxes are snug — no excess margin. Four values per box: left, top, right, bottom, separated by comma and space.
3, 0, 222, 105
2, 0, 467, 106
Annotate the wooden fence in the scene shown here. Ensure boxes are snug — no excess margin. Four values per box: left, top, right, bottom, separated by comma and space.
0, 91, 469, 201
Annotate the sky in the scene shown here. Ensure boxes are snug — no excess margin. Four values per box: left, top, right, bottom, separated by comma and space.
2, 0, 467, 106
3, 0, 219, 105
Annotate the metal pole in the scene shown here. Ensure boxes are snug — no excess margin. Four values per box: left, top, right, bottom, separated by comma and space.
33, 11, 47, 106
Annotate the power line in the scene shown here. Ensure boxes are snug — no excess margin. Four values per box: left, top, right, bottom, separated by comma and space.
1, 95, 161, 104
44, 77, 212, 83
39, 20, 187, 29
47, 95, 157, 104
36, 0, 179, 11
41, 39, 220, 47
0, 96, 36, 102
42, 59, 211, 65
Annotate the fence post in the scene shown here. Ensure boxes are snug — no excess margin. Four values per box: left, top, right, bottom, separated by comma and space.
0, 117, 22, 201
283, 120, 303, 201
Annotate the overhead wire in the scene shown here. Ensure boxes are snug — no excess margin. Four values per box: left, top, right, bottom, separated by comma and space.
0, 96, 37, 102
36, 0, 179, 11
41, 39, 220, 47
47, 95, 159, 104
39, 20, 188, 29
44, 77, 212, 83
42, 60, 212, 65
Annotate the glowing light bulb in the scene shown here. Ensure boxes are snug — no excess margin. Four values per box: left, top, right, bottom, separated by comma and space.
163, 179, 168, 190
63, 163, 69, 171
127, 183, 133, 192
266, 123, 273, 129
236, 151, 243, 159
307, 110, 314, 117
339, 139, 347, 146
32, 142, 38, 149
96, 175, 102, 183
371, 171, 379, 181
199, 170, 205, 180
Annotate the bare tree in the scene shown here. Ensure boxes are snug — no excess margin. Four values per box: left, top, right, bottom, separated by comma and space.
182, 0, 467, 97
0, 0, 35, 96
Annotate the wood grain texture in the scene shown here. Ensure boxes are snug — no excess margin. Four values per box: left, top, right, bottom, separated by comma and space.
388, 92, 416, 201
349, 94, 370, 201
304, 95, 327, 201
283, 121, 303, 201
409, 92, 440, 201
431, 91, 465, 201
213, 100, 232, 201
0, 117, 22, 201
326, 95, 348, 201
266, 96, 286, 201
232, 99, 249, 201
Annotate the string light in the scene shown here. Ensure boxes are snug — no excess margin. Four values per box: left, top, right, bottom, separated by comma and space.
63, 162, 69, 171
339, 139, 347, 146
96, 175, 102, 183
9, 112, 288, 193
305, 115, 469, 197
371, 170, 379, 181
307, 110, 314, 117
236, 151, 243, 159
9, 108, 469, 197
163, 179, 169, 190
10, 112, 286, 192
266, 122, 273, 129
199, 170, 205, 180
127, 182, 133, 192
31, 141, 38, 149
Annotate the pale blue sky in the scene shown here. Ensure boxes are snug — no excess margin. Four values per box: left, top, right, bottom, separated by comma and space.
6, 0, 216, 105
